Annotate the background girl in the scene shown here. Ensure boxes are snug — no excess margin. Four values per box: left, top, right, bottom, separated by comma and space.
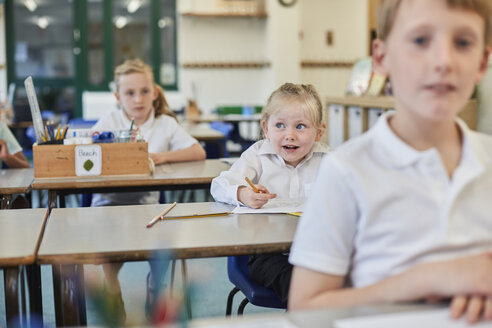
91, 58, 206, 322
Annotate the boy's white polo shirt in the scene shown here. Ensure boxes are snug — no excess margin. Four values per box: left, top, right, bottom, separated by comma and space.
289, 112, 492, 288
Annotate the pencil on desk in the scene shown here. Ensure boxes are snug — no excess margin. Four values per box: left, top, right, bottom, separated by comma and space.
245, 177, 259, 193
146, 202, 177, 228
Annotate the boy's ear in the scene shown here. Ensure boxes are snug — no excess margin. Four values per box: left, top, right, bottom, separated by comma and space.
114, 91, 120, 103
372, 39, 390, 77
475, 48, 491, 84
315, 122, 326, 142
261, 120, 269, 139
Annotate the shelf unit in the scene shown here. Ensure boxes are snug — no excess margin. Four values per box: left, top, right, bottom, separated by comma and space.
323, 96, 478, 145
301, 61, 354, 68
181, 61, 270, 69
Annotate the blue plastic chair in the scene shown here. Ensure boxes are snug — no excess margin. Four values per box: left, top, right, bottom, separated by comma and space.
226, 255, 286, 315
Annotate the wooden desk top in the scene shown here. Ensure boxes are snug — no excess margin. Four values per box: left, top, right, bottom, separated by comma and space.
0, 208, 48, 267
185, 124, 225, 141
37, 202, 297, 264
189, 304, 444, 328
0, 168, 34, 195
31, 159, 230, 191
194, 114, 261, 124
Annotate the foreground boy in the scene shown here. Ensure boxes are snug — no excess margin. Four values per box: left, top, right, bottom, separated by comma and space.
289, 0, 492, 324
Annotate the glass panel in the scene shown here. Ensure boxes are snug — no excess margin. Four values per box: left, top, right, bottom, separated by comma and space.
113, 0, 151, 66
88, 0, 105, 86
159, 0, 176, 85
13, 0, 73, 78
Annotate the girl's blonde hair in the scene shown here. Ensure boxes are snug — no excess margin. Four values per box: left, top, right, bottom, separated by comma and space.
114, 58, 177, 120
261, 83, 323, 132
377, 0, 492, 46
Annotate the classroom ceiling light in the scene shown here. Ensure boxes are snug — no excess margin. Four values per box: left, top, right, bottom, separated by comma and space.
114, 16, 128, 29
127, 0, 143, 13
24, 0, 38, 12
36, 17, 49, 29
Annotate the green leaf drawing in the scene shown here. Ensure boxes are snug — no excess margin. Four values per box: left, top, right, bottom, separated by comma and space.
83, 159, 94, 171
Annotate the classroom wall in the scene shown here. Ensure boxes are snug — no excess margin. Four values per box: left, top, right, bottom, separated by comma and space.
178, 0, 276, 113
300, 0, 369, 98
177, 0, 305, 114
177, 0, 369, 114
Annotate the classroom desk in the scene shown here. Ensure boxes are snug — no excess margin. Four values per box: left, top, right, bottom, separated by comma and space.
193, 115, 260, 152
0, 168, 34, 209
185, 123, 227, 158
188, 304, 445, 328
31, 159, 230, 210
0, 208, 48, 325
37, 202, 298, 326
195, 114, 261, 124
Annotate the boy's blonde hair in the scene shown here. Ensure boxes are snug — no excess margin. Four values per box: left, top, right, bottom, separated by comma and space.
114, 58, 177, 120
261, 83, 323, 133
377, 0, 492, 46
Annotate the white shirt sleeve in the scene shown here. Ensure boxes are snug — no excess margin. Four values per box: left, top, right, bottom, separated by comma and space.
210, 143, 262, 206
289, 156, 359, 276
167, 118, 198, 151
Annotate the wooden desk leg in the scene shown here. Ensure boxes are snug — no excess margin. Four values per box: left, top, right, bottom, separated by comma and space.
181, 260, 192, 319
52, 264, 87, 326
1, 194, 12, 209
4, 267, 20, 325
48, 190, 58, 212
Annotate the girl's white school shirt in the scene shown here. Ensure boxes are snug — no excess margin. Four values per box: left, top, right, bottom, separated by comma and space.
210, 139, 330, 206
289, 112, 492, 288
91, 109, 198, 206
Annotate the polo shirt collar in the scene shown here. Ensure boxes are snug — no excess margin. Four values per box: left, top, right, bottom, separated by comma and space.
373, 112, 489, 171
117, 109, 155, 130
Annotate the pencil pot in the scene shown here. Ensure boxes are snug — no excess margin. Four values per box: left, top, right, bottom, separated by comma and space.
117, 130, 131, 143
33, 143, 150, 178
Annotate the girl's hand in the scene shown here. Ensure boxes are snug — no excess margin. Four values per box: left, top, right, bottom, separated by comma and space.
450, 295, 492, 324
149, 152, 167, 165
237, 185, 276, 209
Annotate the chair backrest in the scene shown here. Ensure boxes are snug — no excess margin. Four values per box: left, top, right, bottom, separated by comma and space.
227, 255, 286, 309
227, 255, 250, 283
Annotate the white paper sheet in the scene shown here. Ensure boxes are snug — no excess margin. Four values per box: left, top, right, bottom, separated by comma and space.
334, 308, 492, 328
232, 198, 304, 214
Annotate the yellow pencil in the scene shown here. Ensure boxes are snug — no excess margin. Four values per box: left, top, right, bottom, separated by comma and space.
146, 202, 177, 228
61, 125, 69, 139
55, 124, 61, 140
245, 177, 259, 193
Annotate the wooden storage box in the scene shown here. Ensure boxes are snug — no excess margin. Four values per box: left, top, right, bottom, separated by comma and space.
33, 143, 149, 178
